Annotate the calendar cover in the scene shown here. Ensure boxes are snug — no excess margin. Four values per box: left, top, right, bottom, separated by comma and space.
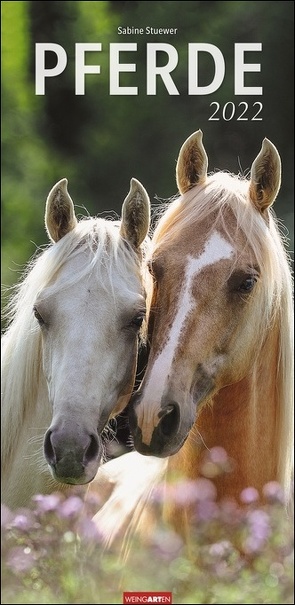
1, 2, 294, 604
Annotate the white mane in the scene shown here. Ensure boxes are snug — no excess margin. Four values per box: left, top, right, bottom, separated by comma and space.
1, 217, 147, 473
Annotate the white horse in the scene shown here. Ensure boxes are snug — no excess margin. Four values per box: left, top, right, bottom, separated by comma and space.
1, 177, 151, 509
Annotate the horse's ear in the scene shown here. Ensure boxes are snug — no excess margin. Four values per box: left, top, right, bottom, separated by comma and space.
45, 179, 78, 243
249, 138, 281, 213
176, 129, 208, 194
120, 178, 150, 248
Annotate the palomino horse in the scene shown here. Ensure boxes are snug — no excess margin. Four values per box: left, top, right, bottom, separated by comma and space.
1, 177, 151, 510
92, 130, 293, 547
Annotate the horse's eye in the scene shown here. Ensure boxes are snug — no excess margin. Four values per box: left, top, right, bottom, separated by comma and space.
238, 276, 257, 294
129, 313, 145, 330
33, 306, 45, 326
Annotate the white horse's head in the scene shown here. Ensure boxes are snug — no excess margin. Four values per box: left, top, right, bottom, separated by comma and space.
34, 178, 150, 484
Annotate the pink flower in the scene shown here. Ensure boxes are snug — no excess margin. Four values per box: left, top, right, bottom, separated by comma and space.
76, 517, 103, 543
262, 481, 285, 504
240, 487, 260, 504
11, 514, 34, 531
161, 478, 217, 507
243, 509, 271, 553
171, 479, 212, 506
209, 447, 229, 465
32, 493, 62, 513
192, 478, 217, 502
209, 540, 232, 558
195, 499, 219, 522
58, 496, 84, 518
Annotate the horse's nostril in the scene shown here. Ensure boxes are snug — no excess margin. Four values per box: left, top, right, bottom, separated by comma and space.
159, 402, 180, 437
44, 430, 55, 465
44, 429, 100, 468
83, 433, 99, 464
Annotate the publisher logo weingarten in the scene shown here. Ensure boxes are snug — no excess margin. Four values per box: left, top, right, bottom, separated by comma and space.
123, 592, 172, 604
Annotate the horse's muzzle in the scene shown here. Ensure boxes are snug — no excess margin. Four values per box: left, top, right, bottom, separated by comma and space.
129, 398, 184, 457
44, 428, 101, 484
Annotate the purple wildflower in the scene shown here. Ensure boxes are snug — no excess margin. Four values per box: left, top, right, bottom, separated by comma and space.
32, 493, 62, 513
209, 540, 232, 559
243, 509, 271, 554
170, 479, 206, 506
6, 546, 35, 573
195, 499, 219, 522
83, 492, 102, 513
262, 481, 286, 504
209, 446, 229, 465
201, 446, 233, 478
58, 496, 84, 518
156, 477, 217, 507
191, 478, 217, 502
76, 517, 103, 544
240, 487, 260, 505
219, 497, 244, 526
11, 513, 34, 532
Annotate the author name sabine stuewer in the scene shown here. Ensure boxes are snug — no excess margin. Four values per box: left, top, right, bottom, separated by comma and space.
117, 26, 178, 35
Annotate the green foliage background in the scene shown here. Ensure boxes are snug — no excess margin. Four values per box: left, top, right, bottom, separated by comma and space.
2, 0, 294, 288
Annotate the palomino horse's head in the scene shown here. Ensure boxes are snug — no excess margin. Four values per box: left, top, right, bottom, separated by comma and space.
129, 130, 284, 457
35, 178, 150, 484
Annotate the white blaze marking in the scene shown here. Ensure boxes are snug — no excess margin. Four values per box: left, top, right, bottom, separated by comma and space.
139, 231, 234, 441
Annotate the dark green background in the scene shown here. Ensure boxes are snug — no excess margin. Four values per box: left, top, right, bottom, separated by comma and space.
2, 1, 294, 293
